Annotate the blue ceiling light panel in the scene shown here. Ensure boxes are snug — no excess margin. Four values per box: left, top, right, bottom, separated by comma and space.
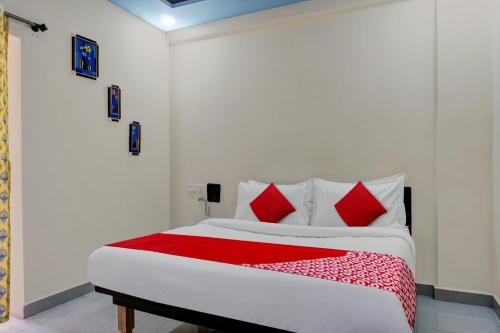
108, 0, 308, 31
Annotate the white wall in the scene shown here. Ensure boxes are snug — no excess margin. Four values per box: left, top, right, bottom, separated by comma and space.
3, 0, 498, 306
493, 0, 500, 302
436, 0, 495, 294
3, 0, 170, 306
8, 35, 24, 318
170, 0, 498, 293
170, 0, 437, 285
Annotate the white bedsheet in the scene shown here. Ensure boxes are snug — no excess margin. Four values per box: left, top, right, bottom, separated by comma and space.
88, 219, 415, 333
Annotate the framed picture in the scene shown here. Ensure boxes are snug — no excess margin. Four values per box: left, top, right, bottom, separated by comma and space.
72, 34, 99, 80
108, 85, 121, 121
129, 122, 141, 156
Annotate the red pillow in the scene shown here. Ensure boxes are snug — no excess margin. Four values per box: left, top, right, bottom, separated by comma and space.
250, 183, 296, 223
334, 181, 387, 227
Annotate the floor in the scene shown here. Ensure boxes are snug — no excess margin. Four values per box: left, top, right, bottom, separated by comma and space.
414, 296, 499, 333
0, 293, 497, 333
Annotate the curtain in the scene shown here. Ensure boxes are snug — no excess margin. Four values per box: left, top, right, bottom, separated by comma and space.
0, 5, 9, 323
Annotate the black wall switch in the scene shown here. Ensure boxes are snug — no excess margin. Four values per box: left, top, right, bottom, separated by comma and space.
207, 183, 221, 203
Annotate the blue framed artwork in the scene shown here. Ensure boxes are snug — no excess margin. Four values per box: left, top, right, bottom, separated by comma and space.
72, 35, 99, 80
129, 122, 141, 156
108, 85, 121, 121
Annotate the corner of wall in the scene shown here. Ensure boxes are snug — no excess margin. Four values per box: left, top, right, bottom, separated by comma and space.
494, 0, 500, 303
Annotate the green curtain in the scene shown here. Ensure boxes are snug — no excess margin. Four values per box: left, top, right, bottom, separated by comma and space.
0, 5, 10, 323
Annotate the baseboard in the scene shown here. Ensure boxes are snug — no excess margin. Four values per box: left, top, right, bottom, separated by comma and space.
417, 283, 499, 319
493, 296, 500, 320
434, 288, 492, 307
416, 283, 434, 297
23, 282, 94, 318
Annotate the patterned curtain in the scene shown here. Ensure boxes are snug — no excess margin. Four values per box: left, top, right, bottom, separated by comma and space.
0, 5, 10, 323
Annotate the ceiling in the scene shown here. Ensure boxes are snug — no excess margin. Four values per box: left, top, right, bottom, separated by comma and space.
108, 0, 308, 32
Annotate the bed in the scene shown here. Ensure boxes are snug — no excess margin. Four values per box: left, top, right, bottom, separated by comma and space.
89, 188, 414, 333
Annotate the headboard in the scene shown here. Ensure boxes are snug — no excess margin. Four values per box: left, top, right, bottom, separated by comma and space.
404, 187, 412, 235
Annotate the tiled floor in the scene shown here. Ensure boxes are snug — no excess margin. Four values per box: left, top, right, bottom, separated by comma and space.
0, 293, 498, 333
414, 296, 499, 333
0, 292, 182, 333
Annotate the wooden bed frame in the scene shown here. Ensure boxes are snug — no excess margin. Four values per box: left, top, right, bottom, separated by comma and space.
95, 187, 412, 333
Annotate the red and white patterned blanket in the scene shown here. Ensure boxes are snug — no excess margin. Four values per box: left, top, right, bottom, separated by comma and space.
245, 251, 416, 327
109, 233, 416, 328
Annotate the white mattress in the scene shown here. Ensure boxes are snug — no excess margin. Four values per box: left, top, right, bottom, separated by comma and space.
88, 218, 415, 333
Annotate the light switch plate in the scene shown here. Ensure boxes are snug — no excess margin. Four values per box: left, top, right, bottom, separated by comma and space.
187, 184, 204, 193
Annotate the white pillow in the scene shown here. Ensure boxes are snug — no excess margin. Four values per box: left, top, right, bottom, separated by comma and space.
234, 181, 311, 225
311, 174, 406, 227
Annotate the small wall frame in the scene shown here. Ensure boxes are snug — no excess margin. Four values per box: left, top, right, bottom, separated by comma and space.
129, 122, 141, 156
108, 85, 121, 121
72, 34, 99, 80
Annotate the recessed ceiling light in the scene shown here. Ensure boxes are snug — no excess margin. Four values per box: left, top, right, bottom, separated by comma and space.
161, 16, 176, 27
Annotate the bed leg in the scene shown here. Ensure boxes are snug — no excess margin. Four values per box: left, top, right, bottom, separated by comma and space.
118, 305, 135, 333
